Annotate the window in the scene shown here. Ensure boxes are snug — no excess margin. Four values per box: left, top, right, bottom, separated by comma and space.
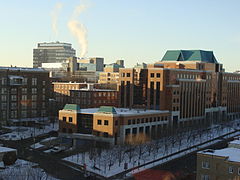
229, 166, 234, 174
238, 168, 240, 175
104, 120, 109, 125
32, 102, 37, 109
127, 73, 130, 77
122, 73, 125, 77
43, 81, 46, 85
157, 73, 161, 78
115, 120, 118, 126
201, 175, 209, 180
22, 95, 27, 100
21, 111, 27, 118
69, 117, 73, 122
11, 95, 17, 101
132, 119, 136, 124
32, 88, 37, 94
32, 95, 37, 101
23, 78, 28, 85
97, 119, 102, 125
63, 117, 66, 122
150, 73, 154, 78
1, 88, 7, 94
202, 161, 210, 169
1, 95, 7, 101
22, 88, 27, 94
32, 78, 37, 86
128, 119, 131, 125
10, 110, 17, 118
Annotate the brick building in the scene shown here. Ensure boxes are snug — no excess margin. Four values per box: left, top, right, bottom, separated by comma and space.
59, 105, 170, 145
0, 66, 50, 125
119, 50, 240, 129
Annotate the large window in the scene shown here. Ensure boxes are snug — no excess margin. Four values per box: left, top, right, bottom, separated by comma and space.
69, 117, 73, 123
201, 175, 209, 180
32, 78, 37, 86
229, 166, 234, 174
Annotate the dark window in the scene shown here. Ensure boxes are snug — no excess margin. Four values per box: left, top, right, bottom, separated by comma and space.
104, 120, 109, 125
132, 128, 137, 135
137, 119, 140, 124
122, 73, 125, 77
150, 117, 152, 122
125, 128, 130, 136
141, 118, 145, 123
97, 119, 102, 125
132, 119, 136, 124
154, 117, 156, 122
63, 117, 66, 122
151, 73, 154, 78
127, 73, 131, 77
128, 119, 131, 125
146, 118, 149, 123
139, 127, 144, 133
157, 73, 161, 78
115, 120, 118, 126
69, 117, 73, 122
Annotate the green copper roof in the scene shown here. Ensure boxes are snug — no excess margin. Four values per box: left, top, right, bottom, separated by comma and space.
98, 106, 117, 114
161, 50, 218, 63
63, 104, 81, 111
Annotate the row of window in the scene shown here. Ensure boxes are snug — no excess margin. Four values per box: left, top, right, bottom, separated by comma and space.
150, 73, 161, 78
177, 74, 212, 80
1, 88, 45, 94
62, 116, 73, 123
202, 161, 240, 174
1, 77, 45, 86
0, 110, 46, 119
1, 95, 46, 101
121, 73, 131, 77
97, 119, 109, 126
127, 116, 168, 125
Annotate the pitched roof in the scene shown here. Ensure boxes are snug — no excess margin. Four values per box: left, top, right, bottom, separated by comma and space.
161, 50, 218, 63
97, 106, 117, 114
63, 104, 81, 112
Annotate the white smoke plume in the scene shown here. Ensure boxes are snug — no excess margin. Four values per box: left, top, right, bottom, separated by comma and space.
68, 4, 88, 57
51, 2, 63, 37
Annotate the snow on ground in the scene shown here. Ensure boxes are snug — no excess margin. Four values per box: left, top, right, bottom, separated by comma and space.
0, 123, 59, 141
63, 119, 240, 178
0, 159, 59, 180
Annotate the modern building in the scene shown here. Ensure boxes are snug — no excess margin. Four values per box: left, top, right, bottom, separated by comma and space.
58, 105, 170, 145
197, 140, 240, 180
78, 57, 104, 72
0, 66, 50, 125
119, 50, 240, 129
33, 41, 76, 68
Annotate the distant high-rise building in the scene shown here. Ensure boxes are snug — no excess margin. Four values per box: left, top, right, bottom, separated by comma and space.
33, 41, 76, 68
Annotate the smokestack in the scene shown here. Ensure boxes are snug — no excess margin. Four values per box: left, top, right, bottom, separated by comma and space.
68, 4, 88, 58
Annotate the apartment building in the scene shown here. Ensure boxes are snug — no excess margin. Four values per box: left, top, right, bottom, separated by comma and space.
119, 50, 240, 129
59, 105, 170, 144
197, 140, 240, 180
0, 66, 50, 125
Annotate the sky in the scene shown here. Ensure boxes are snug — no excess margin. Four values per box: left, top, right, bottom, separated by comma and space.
0, 0, 240, 72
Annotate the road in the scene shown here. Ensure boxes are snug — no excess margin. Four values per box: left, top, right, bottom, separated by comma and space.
0, 132, 94, 180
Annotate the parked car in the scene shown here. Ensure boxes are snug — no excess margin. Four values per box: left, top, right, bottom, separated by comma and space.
50, 146, 66, 153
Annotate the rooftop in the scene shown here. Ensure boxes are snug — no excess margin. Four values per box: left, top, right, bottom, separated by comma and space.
0, 66, 46, 72
63, 104, 81, 112
161, 50, 218, 63
198, 147, 240, 163
71, 88, 116, 92
61, 106, 169, 116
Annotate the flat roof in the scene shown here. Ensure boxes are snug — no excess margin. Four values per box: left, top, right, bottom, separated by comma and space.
229, 139, 240, 145
60, 107, 169, 116
71, 88, 116, 92
0, 66, 46, 72
0, 146, 16, 153
198, 147, 240, 163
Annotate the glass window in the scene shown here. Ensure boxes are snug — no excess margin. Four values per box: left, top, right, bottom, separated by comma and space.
32, 78, 37, 86
157, 73, 161, 78
63, 117, 66, 122
97, 119, 102, 125
151, 73, 154, 78
69, 117, 73, 122
229, 166, 234, 174
104, 120, 109, 125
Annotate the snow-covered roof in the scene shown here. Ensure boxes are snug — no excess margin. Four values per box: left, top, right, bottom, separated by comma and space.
71, 88, 116, 92
0, 146, 16, 153
198, 147, 240, 163
229, 139, 240, 145
60, 107, 169, 116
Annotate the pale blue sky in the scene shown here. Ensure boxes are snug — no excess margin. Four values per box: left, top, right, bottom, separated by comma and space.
0, 0, 240, 72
